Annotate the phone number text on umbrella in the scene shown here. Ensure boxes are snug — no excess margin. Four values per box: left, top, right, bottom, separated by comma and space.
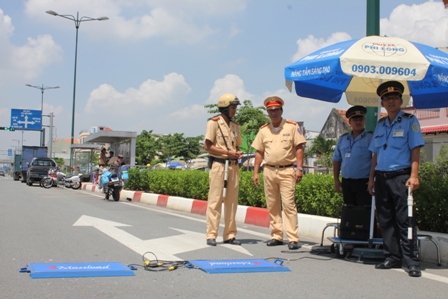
351, 64, 417, 77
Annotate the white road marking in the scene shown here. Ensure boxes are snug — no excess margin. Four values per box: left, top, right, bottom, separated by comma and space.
73, 215, 252, 261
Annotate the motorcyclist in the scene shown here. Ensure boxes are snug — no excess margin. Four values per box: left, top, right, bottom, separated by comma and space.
108, 151, 118, 166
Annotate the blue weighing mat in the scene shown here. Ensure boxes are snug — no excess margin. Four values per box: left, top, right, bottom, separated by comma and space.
187, 259, 290, 274
20, 262, 136, 279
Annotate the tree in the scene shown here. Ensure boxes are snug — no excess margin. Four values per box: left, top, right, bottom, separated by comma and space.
135, 130, 159, 165
205, 99, 269, 152
53, 157, 65, 167
307, 135, 337, 169
135, 130, 204, 166
158, 133, 203, 162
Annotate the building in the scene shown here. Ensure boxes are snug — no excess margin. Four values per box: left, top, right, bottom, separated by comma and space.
403, 107, 448, 162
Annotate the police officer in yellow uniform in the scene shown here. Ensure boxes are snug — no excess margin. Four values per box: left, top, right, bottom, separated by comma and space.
204, 94, 243, 246
368, 81, 425, 278
251, 96, 306, 250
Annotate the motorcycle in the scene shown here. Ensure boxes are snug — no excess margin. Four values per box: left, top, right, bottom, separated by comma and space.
41, 169, 82, 190
40, 168, 57, 189
100, 168, 123, 201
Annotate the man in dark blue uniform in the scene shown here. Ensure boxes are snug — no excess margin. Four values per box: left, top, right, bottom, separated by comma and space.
368, 81, 425, 278
333, 106, 372, 207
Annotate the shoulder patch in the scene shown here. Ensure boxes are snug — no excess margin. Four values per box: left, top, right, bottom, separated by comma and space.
286, 120, 297, 125
211, 116, 220, 121
377, 117, 386, 124
402, 112, 414, 119
260, 123, 269, 129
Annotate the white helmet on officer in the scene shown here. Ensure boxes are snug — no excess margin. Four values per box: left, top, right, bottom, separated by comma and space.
218, 94, 240, 119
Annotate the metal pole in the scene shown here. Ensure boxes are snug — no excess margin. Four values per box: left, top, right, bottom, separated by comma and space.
365, 0, 380, 132
49, 112, 54, 158
366, 0, 380, 248
41, 86, 44, 146
46, 10, 108, 167
25, 84, 59, 147
70, 13, 80, 168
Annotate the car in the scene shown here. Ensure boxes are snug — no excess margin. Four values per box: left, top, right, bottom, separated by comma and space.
0, 170, 5, 176
26, 157, 57, 186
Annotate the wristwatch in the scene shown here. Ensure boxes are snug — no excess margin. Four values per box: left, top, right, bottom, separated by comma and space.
297, 167, 303, 171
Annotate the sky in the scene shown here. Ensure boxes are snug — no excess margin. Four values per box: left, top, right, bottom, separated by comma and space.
1, 0, 448, 156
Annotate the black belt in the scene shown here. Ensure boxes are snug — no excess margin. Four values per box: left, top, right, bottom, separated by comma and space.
265, 164, 294, 169
212, 157, 238, 164
376, 168, 411, 179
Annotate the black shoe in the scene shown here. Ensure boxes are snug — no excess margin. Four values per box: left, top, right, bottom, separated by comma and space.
223, 238, 241, 245
375, 260, 402, 269
267, 239, 283, 246
206, 239, 217, 246
288, 242, 300, 250
408, 265, 422, 277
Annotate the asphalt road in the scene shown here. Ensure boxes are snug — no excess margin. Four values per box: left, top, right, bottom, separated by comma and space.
1, 176, 448, 299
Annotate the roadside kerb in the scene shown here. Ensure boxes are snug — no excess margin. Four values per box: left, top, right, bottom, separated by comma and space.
82, 183, 446, 266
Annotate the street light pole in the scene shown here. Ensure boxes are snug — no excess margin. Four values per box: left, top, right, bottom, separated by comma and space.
12, 139, 20, 153
25, 84, 59, 146
46, 10, 108, 168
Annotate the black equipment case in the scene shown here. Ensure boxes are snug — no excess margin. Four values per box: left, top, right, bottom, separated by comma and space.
339, 205, 371, 241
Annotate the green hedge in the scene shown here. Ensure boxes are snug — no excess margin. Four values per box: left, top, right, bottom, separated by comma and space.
125, 168, 343, 216
124, 167, 447, 234
413, 162, 448, 233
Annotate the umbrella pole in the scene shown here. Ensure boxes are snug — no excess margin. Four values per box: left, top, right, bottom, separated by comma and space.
407, 186, 413, 240
222, 160, 229, 197
368, 195, 375, 248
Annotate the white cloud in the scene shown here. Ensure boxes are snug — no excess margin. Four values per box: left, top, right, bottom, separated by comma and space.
84, 72, 192, 114
292, 32, 352, 62
12, 35, 62, 80
381, 1, 448, 46
207, 74, 253, 104
0, 9, 62, 83
0, 8, 14, 37
24, 0, 246, 43
170, 104, 207, 120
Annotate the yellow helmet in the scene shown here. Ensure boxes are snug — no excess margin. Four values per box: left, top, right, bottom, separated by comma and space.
217, 94, 241, 108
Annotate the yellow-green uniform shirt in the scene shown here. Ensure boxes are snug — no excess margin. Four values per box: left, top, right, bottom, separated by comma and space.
205, 115, 242, 159
251, 119, 306, 165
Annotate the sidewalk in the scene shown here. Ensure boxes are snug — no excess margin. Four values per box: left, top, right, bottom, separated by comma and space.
82, 182, 447, 266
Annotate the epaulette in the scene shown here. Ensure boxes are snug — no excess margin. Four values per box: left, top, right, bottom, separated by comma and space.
211, 116, 220, 121
377, 117, 386, 124
402, 112, 414, 119
366, 130, 373, 134
286, 120, 297, 125
260, 123, 269, 129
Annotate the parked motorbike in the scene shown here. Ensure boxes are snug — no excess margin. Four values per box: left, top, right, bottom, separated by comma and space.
40, 168, 57, 189
100, 168, 123, 201
41, 169, 82, 190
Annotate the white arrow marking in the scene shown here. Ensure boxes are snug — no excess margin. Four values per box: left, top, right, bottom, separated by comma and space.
73, 215, 252, 261
17, 115, 36, 128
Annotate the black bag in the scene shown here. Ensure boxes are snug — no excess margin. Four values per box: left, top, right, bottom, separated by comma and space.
339, 205, 371, 241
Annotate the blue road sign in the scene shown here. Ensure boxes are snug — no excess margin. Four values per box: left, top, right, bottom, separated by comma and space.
8, 149, 12, 156
11, 109, 42, 131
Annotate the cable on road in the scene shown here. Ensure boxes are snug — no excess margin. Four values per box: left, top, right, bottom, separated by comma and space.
128, 251, 188, 272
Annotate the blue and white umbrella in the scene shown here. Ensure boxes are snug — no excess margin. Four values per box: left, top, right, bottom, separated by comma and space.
285, 35, 448, 109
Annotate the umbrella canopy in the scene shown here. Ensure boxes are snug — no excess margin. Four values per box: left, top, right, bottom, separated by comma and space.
285, 36, 448, 109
